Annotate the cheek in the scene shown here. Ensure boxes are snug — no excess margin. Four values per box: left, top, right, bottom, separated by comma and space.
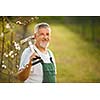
49, 37, 51, 41
37, 37, 43, 43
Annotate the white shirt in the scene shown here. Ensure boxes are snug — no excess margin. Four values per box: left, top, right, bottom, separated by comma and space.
19, 45, 56, 83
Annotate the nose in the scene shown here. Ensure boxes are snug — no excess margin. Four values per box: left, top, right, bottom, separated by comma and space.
44, 35, 49, 40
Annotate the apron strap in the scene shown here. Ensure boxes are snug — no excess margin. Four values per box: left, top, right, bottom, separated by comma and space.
48, 50, 54, 64
33, 46, 53, 64
31, 48, 43, 65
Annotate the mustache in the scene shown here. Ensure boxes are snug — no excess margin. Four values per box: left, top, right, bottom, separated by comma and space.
42, 38, 49, 41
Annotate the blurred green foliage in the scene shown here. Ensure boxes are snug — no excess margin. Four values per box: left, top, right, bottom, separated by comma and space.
0, 16, 100, 82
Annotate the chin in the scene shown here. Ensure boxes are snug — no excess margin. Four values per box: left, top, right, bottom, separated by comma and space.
40, 42, 49, 49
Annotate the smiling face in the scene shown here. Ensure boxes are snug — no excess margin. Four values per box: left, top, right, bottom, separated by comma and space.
35, 27, 51, 50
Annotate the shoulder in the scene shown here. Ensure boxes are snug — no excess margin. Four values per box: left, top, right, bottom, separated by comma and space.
48, 49, 56, 69
48, 49, 54, 57
21, 46, 31, 56
48, 49, 53, 56
48, 49, 56, 63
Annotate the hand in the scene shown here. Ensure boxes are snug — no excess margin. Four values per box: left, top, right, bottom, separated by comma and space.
28, 53, 39, 66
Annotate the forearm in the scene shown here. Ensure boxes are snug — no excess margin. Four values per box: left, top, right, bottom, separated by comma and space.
18, 52, 38, 82
17, 64, 32, 81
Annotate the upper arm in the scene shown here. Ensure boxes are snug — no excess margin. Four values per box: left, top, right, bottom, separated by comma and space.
19, 48, 31, 70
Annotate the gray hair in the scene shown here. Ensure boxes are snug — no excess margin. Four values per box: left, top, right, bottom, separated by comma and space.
34, 22, 51, 33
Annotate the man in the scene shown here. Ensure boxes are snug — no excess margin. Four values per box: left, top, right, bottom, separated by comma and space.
17, 22, 56, 83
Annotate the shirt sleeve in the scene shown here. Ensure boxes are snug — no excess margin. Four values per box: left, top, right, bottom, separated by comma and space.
19, 48, 31, 71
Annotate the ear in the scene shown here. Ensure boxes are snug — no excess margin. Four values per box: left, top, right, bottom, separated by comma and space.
34, 33, 36, 39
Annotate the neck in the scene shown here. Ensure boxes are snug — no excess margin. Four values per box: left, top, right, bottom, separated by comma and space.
35, 43, 47, 53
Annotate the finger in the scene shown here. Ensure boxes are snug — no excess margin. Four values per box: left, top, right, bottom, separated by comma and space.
30, 53, 38, 60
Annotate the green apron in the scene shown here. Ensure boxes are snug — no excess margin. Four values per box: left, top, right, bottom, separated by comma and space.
42, 62, 56, 83
41, 51, 56, 83
33, 49, 56, 83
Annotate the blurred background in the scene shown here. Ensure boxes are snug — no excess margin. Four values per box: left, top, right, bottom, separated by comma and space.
0, 16, 100, 83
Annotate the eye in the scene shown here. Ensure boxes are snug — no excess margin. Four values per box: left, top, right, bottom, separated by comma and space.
46, 33, 49, 36
40, 33, 44, 36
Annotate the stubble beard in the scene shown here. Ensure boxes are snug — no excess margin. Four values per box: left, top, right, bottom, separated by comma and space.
40, 41, 49, 49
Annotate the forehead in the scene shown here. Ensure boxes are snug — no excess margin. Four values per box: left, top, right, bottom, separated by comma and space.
38, 27, 50, 33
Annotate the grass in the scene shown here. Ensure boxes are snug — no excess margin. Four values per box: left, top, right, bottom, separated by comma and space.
49, 23, 100, 83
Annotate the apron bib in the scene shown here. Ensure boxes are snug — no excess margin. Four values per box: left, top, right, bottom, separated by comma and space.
33, 48, 56, 83
42, 62, 56, 83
